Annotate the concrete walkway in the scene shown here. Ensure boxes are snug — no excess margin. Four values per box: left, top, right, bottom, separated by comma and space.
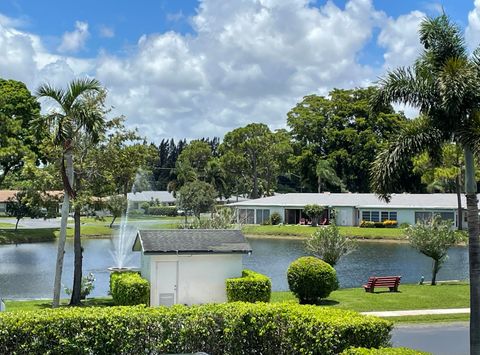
362, 308, 470, 317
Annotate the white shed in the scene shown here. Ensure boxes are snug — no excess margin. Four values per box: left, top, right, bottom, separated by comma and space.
133, 229, 252, 306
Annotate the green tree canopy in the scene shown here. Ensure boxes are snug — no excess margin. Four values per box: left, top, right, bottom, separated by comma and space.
287, 87, 411, 192
177, 180, 217, 218
220, 123, 292, 199
0, 79, 43, 186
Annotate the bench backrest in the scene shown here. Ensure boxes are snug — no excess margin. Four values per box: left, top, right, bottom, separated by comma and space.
371, 276, 401, 286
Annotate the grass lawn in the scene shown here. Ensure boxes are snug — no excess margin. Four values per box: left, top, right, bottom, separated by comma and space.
4, 297, 115, 312
0, 228, 57, 244
242, 224, 406, 239
0, 222, 14, 228
271, 282, 469, 312
386, 313, 470, 324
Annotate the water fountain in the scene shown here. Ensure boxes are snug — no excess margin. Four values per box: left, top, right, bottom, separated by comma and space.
108, 175, 144, 273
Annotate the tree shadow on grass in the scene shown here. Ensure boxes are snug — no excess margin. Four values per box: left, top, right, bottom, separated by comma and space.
315, 299, 339, 306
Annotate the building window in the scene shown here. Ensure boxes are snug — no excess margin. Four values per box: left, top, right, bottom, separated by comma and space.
415, 211, 433, 223
238, 209, 255, 224
256, 209, 270, 224
438, 212, 454, 222
362, 211, 370, 221
362, 210, 398, 222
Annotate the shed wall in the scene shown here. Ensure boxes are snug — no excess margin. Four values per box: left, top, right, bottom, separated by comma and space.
145, 254, 243, 306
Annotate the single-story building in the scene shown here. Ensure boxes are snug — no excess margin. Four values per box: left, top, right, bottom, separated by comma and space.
127, 191, 176, 210
133, 229, 251, 306
228, 193, 472, 229
0, 190, 63, 216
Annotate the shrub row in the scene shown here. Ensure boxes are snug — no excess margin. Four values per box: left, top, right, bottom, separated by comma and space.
360, 220, 398, 228
341, 347, 429, 354
110, 271, 150, 306
0, 303, 392, 354
226, 269, 271, 302
145, 206, 178, 216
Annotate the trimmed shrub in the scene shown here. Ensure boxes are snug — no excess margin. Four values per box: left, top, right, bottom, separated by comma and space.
147, 206, 178, 216
0, 303, 392, 354
110, 271, 150, 306
270, 212, 282, 225
383, 220, 398, 228
287, 256, 338, 304
341, 347, 429, 354
360, 220, 375, 228
226, 269, 271, 302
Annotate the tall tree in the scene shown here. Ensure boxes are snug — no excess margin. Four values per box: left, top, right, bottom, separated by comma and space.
370, 15, 480, 353
287, 88, 411, 192
220, 123, 291, 199
37, 78, 102, 308
0, 79, 42, 186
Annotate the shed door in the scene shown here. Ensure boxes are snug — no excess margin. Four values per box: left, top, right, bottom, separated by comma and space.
155, 261, 178, 306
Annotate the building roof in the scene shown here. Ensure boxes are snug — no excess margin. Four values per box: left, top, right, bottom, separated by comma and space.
127, 191, 175, 203
0, 190, 63, 203
227, 193, 474, 210
133, 229, 252, 255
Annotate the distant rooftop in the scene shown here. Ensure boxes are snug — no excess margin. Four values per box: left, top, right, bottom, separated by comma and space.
228, 193, 474, 209
133, 229, 252, 255
127, 190, 175, 203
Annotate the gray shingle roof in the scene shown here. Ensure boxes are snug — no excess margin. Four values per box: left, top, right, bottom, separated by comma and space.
133, 229, 252, 254
227, 193, 477, 209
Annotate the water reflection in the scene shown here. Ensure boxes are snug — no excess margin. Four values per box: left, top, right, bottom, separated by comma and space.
0, 237, 469, 299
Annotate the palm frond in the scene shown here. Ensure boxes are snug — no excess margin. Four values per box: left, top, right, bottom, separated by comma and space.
371, 67, 435, 113
419, 14, 467, 68
64, 78, 102, 109
36, 84, 67, 112
370, 117, 443, 201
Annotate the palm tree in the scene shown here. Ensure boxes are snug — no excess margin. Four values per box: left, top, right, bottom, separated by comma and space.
316, 159, 343, 193
37, 78, 102, 307
370, 15, 480, 354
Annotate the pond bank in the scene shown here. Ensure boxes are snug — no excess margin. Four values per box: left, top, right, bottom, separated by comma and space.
242, 224, 407, 240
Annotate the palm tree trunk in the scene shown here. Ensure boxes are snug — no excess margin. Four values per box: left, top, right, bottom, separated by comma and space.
70, 205, 83, 305
431, 259, 440, 286
464, 147, 480, 355
52, 150, 73, 308
456, 174, 463, 230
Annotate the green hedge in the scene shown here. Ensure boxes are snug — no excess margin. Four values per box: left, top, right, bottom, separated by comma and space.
146, 206, 178, 216
341, 347, 430, 354
0, 303, 392, 354
226, 269, 271, 302
110, 271, 150, 306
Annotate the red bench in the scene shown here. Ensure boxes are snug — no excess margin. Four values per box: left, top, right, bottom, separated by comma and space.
363, 276, 401, 293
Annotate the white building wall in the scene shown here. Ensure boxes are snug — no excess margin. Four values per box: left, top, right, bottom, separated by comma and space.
334, 207, 354, 226
145, 254, 243, 306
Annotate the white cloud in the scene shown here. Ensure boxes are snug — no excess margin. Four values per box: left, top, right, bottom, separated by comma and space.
0, 0, 431, 141
99, 25, 114, 38
58, 21, 89, 53
466, 0, 480, 50
377, 10, 424, 71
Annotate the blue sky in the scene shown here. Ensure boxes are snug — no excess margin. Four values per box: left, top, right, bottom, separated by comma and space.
0, 0, 479, 141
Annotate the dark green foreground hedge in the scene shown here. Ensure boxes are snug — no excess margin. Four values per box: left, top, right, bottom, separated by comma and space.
226, 269, 272, 302
342, 347, 430, 354
0, 303, 392, 354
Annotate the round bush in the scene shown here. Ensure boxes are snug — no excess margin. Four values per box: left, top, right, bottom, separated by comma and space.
270, 212, 281, 225
287, 256, 338, 304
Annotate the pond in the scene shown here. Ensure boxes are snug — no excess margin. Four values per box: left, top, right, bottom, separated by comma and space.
0, 237, 469, 299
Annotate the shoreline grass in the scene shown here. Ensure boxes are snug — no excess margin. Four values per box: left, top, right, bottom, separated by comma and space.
242, 224, 407, 240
